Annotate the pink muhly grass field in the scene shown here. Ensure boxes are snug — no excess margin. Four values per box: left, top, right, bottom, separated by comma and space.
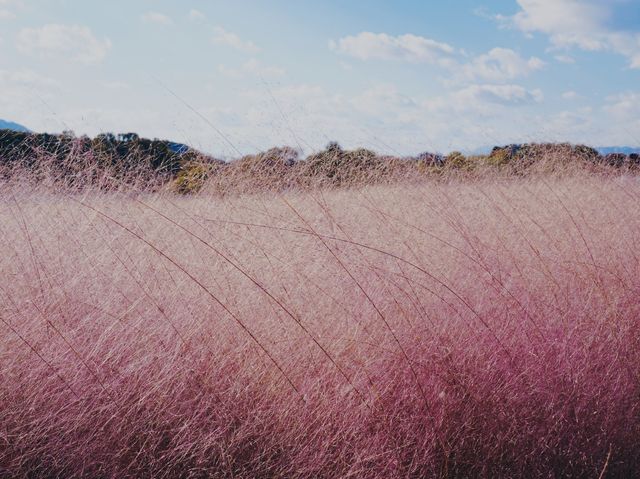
1, 173, 639, 477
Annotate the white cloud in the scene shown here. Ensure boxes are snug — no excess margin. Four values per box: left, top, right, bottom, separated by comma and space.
0, 0, 21, 20
451, 84, 544, 107
554, 54, 576, 64
604, 92, 640, 120
0, 69, 58, 89
543, 109, 594, 138
329, 32, 456, 64
330, 34, 544, 84
509, 0, 606, 48
141, 12, 173, 26
562, 90, 579, 100
504, 0, 640, 69
461, 47, 545, 82
102, 81, 130, 90
0, 69, 62, 132
188, 9, 206, 22
600, 93, 640, 144
218, 58, 285, 78
351, 84, 418, 117
217, 64, 242, 79
17, 24, 111, 65
607, 32, 640, 69
212, 26, 260, 54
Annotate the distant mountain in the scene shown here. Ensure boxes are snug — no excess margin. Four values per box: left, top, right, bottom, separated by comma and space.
596, 146, 640, 155
167, 141, 190, 154
0, 119, 30, 133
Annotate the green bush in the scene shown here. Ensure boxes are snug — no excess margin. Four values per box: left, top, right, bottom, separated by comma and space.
445, 151, 478, 170
487, 148, 512, 167
573, 145, 602, 163
173, 161, 212, 194
302, 143, 383, 186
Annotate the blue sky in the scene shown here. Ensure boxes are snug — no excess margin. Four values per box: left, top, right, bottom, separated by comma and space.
1, 0, 639, 156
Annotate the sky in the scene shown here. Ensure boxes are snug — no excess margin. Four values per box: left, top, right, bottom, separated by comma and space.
0, 0, 639, 156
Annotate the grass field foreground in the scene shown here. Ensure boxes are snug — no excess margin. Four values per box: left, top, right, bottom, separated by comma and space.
1, 171, 640, 477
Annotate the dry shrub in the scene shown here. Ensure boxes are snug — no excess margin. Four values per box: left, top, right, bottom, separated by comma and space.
3, 134, 639, 196
204, 147, 299, 195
